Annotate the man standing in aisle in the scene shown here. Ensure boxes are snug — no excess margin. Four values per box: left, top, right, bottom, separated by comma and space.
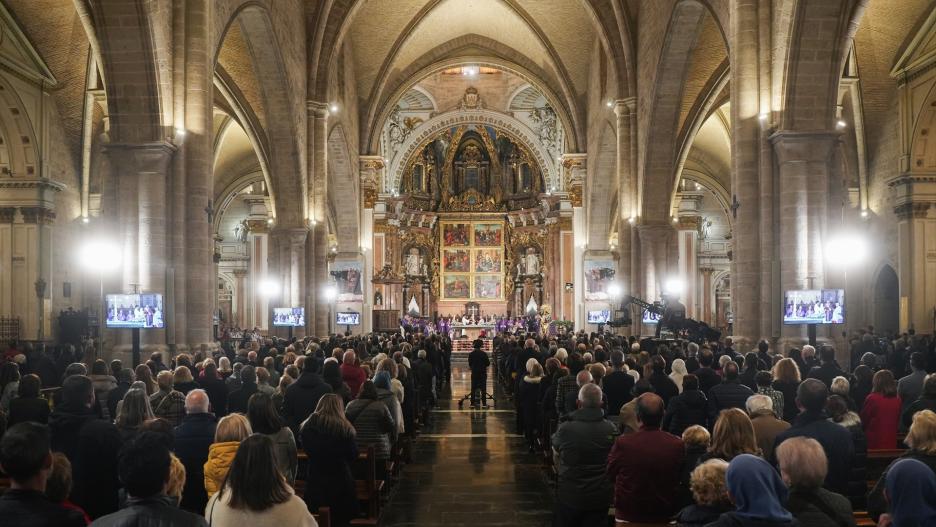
468, 341, 491, 408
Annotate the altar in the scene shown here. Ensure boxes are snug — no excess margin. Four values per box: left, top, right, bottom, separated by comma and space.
451, 323, 495, 340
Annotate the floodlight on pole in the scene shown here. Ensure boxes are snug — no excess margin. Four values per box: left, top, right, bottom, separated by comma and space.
258, 278, 280, 298
664, 277, 685, 296
826, 231, 868, 267
80, 238, 121, 362
323, 285, 338, 301
607, 283, 622, 299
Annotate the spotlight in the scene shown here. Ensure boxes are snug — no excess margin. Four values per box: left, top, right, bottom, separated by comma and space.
826, 232, 868, 265
836, 120, 847, 129
607, 283, 622, 298
628, 216, 636, 225
664, 278, 685, 296
758, 113, 768, 122
606, 100, 614, 108
81, 217, 89, 224
672, 216, 679, 224
323, 285, 338, 301
329, 103, 339, 114
308, 218, 317, 226
860, 210, 869, 218
175, 127, 187, 137
258, 278, 280, 298
267, 218, 274, 225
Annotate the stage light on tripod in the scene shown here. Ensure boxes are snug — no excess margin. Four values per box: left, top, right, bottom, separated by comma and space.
607, 283, 622, 298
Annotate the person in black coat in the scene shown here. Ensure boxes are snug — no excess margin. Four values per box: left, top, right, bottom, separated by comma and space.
172, 389, 217, 514
197, 361, 228, 417
468, 343, 491, 407
807, 346, 846, 388
706, 363, 754, 428
517, 363, 545, 452
694, 351, 722, 395
739, 352, 761, 392
663, 375, 708, 436
413, 350, 435, 424
300, 394, 359, 527
902, 373, 936, 429
603, 351, 635, 417
7, 374, 50, 426
772, 379, 854, 496
226, 365, 259, 415
648, 355, 679, 407
283, 358, 332, 436
106, 369, 133, 422
47, 375, 123, 520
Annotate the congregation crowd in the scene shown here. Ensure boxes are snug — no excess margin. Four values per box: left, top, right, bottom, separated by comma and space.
496, 330, 936, 527
0, 328, 934, 526
0, 334, 453, 527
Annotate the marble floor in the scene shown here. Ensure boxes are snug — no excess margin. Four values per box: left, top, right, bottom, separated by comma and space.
378, 362, 555, 526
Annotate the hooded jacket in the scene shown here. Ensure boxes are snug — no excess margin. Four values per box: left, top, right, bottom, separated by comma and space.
203, 441, 239, 496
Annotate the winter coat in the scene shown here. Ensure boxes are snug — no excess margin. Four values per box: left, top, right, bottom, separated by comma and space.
663, 389, 708, 436
174, 412, 217, 514
203, 441, 240, 496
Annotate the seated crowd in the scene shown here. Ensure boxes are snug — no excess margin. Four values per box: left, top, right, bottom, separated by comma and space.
0, 333, 451, 526
503, 331, 936, 526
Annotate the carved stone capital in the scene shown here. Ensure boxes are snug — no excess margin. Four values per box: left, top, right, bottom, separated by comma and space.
19, 206, 55, 224
0, 207, 15, 223
768, 130, 838, 164
894, 202, 932, 220
307, 101, 330, 119
103, 141, 176, 174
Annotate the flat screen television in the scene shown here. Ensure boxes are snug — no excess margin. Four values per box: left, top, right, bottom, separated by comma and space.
587, 310, 610, 324
783, 289, 845, 325
272, 307, 305, 327
642, 309, 662, 325
105, 293, 165, 329
336, 312, 361, 326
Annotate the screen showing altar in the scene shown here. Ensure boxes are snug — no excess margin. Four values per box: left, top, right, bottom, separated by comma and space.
439, 219, 504, 301
336, 312, 361, 326
105, 294, 164, 329
273, 307, 305, 327
587, 310, 610, 324
783, 289, 845, 324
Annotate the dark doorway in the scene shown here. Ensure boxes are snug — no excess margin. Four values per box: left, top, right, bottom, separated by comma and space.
873, 265, 899, 336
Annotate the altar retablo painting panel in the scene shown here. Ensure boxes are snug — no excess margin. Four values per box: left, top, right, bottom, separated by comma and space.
439, 219, 505, 301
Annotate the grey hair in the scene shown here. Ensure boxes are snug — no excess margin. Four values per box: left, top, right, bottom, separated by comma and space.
578, 383, 602, 409
185, 389, 210, 414
830, 376, 850, 395
745, 394, 773, 414
575, 370, 593, 387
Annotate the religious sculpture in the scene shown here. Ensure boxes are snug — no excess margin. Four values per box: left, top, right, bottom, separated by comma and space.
404, 247, 426, 277
233, 220, 248, 243
516, 247, 541, 277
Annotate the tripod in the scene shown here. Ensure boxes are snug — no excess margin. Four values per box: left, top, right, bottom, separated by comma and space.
457, 368, 496, 409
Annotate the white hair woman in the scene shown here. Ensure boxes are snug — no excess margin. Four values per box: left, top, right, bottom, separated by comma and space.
777, 437, 854, 526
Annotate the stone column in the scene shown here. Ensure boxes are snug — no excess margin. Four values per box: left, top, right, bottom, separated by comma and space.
614, 98, 637, 297
311, 224, 329, 335
890, 175, 936, 332
307, 102, 329, 336
245, 218, 270, 330
232, 269, 247, 327
564, 155, 586, 328
729, 0, 767, 346
183, 0, 213, 350
360, 156, 383, 333
700, 267, 715, 324
675, 217, 700, 319
770, 130, 837, 345
637, 224, 676, 303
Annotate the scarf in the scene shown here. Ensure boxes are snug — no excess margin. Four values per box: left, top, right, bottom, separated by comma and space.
726, 454, 792, 522
886, 458, 936, 527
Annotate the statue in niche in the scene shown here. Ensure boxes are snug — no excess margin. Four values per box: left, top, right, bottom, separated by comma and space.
233, 220, 248, 243
516, 247, 541, 277
530, 105, 559, 155
520, 164, 533, 193
374, 290, 383, 306
404, 247, 426, 277
699, 218, 713, 241
412, 164, 424, 192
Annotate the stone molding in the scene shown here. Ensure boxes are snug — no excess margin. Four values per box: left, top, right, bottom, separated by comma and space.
768, 130, 839, 164
19, 206, 55, 224
0, 207, 15, 223
894, 202, 932, 220
103, 141, 176, 174
307, 101, 329, 119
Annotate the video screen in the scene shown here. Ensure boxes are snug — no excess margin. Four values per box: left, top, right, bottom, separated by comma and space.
105, 294, 165, 329
642, 309, 662, 325
783, 289, 845, 325
587, 310, 610, 324
336, 312, 361, 326
273, 307, 305, 327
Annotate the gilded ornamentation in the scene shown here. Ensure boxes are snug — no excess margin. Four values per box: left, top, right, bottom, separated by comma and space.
363, 187, 378, 209
439, 189, 505, 212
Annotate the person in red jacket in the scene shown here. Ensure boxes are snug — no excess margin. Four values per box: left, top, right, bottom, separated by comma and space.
607, 392, 686, 523
861, 370, 902, 449
339, 350, 366, 398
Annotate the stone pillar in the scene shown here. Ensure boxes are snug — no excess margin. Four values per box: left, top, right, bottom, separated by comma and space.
770, 130, 837, 345
183, 0, 213, 350
700, 267, 715, 324
232, 269, 247, 327
360, 156, 383, 333
311, 224, 329, 335
564, 155, 586, 328
890, 174, 936, 332
637, 224, 676, 303
675, 217, 700, 319
614, 98, 637, 297
245, 218, 270, 330
729, 0, 766, 345
307, 102, 329, 336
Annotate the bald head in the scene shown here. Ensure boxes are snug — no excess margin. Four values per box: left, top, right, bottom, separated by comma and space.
185, 389, 209, 414
636, 393, 664, 428
575, 370, 593, 387
525, 338, 536, 349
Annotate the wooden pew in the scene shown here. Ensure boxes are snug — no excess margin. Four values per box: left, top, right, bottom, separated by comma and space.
866, 448, 906, 481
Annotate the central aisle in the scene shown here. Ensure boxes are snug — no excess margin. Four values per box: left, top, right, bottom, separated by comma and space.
378, 362, 555, 526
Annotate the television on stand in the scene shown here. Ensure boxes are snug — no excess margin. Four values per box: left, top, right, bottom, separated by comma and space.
272, 307, 305, 327
587, 310, 611, 324
336, 312, 361, 327
105, 293, 165, 329
782, 289, 845, 325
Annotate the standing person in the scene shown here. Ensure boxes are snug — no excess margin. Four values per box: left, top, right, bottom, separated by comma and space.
773, 379, 854, 495
282, 359, 332, 437
300, 394, 358, 527
88, 360, 117, 421
551, 384, 617, 526
877, 458, 936, 527
48, 375, 123, 520
7, 374, 50, 426
91, 432, 207, 527
707, 362, 754, 428
340, 350, 366, 398
607, 393, 685, 523
204, 414, 252, 496
704, 455, 798, 527
663, 374, 708, 437
345, 381, 396, 477
746, 395, 790, 461
115, 388, 155, 443
826, 395, 868, 510
898, 353, 928, 427
198, 360, 228, 417
205, 434, 317, 527
807, 347, 845, 388
247, 393, 297, 485
0, 422, 87, 526
106, 369, 133, 421
861, 369, 902, 449
675, 459, 732, 527
468, 342, 490, 408
602, 350, 635, 419
227, 366, 259, 415
776, 437, 854, 527
518, 361, 545, 453
174, 390, 217, 514
149, 371, 186, 426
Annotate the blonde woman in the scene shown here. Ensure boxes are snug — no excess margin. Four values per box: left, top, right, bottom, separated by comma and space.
700, 408, 761, 464
167, 454, 187, 506
300, 393, 358, 527
868, 409, 936, 520
676, 459, 731, 527
771, 358, 802, 422
204, 413, 252, 495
